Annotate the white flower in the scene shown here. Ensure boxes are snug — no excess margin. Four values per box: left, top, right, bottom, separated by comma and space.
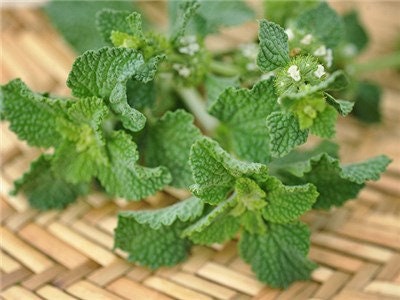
325, 48, 333, 67
313, 45, 327, 56
300, 34, 313, 45
180, 35, 196, 45
179, 43, 200, 56
173, 64, 191, 78
287, 65, 301, 82
178, 67, 191, 78
313, 64, 326, 78
285, 28, 294, 41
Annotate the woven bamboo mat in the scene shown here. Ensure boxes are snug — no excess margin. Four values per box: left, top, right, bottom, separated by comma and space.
1, 3, 400, 300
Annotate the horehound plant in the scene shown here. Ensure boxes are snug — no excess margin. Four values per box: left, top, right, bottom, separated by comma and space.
1, 1, 391, 288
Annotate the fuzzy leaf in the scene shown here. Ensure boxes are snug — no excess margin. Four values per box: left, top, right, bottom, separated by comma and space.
44, 1, 134, 53
144, 110, 202, 188
52, 97, 110, 183
262, 178, 318, 223
341, 155, 391, 184
12, 155, 87, 210
205, 74, 239, 106
67, 47, 161, 131
343, 11, 369, 53
352, 81, 382, 123
239, 221, 317, 288
169, 0, 254, 37
115, 215, 191, 269
96, 9, 132, 44
1, 79, 67, 148
120, 197, 204, 230
296, 2, 345, 48
189, 137, 269, 204
97, 131, 171, 200
209, 79, 279, 163
182, 196, 239, 245
297, 154, 364, 209
310, 105, 338, 138
266, 112, 308, 158
257, 20, 290, 72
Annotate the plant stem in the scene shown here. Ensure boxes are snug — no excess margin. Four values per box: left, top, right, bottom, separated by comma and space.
349, 51, 400, 74
175, 86, 219, 134
210, 60, 241, 77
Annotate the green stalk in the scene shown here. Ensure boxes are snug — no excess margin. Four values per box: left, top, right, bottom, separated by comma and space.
175, 86, 218, 133
210, 60, 241, 77
349, 51, 400, 74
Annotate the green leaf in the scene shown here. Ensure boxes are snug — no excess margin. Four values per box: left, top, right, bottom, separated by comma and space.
1, 79, 67, 148
12, 155, 88, 210
209, 79, 279, 163
341, 155, 391, 184
170, 0, 200, 42
52, 97, 110, 183
298, 154, 364, 209
115, 214, 192, 269
257, 20, 290, 72
169, 0, 255, 37
126, 79, 156, 110
44, 0, 134, 53
264, 0, 318, 27
144, 110, 202, 188
266, 112, 308, 158
239, 221, 317, 288
296, 2, 345, 48
67, 47, 161, 131
262, 178, 318, 223
182, 196, 239, 245
352, 81, 382, 123
205, 74, 239, 106
96, 9, 132, 44
279, 70, 349, 104
310, 105, 338, 138
97, 131, 171, 200
325, 93, 354, 116
120, 197, 204, 230
343, 11, 369, 53
189, 137, 269, 204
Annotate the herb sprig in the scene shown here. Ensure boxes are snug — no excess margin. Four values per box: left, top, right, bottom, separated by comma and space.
1, 0, 392, 288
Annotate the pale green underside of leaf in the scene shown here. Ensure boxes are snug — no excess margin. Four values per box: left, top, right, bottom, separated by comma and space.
239, 221, 317, 288
67, 47, 161, 131
341, 155, 391, 184
209, 79, 279, 163
190, 137, 269, 204
262, 178, 318, 223
119, 197, 204, 230
182, 196, 239, 245
266, 112, 308, 158
257, 20, 290, 72
115, 215, 191, 269
97, 131, 171, 200
13, 155, 87, 210
1, 79, 67, 148
325, 93, 354, 116
144, 110, 202, 188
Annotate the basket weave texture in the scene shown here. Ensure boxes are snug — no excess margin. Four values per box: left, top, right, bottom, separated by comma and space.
1, 4, 400, 300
